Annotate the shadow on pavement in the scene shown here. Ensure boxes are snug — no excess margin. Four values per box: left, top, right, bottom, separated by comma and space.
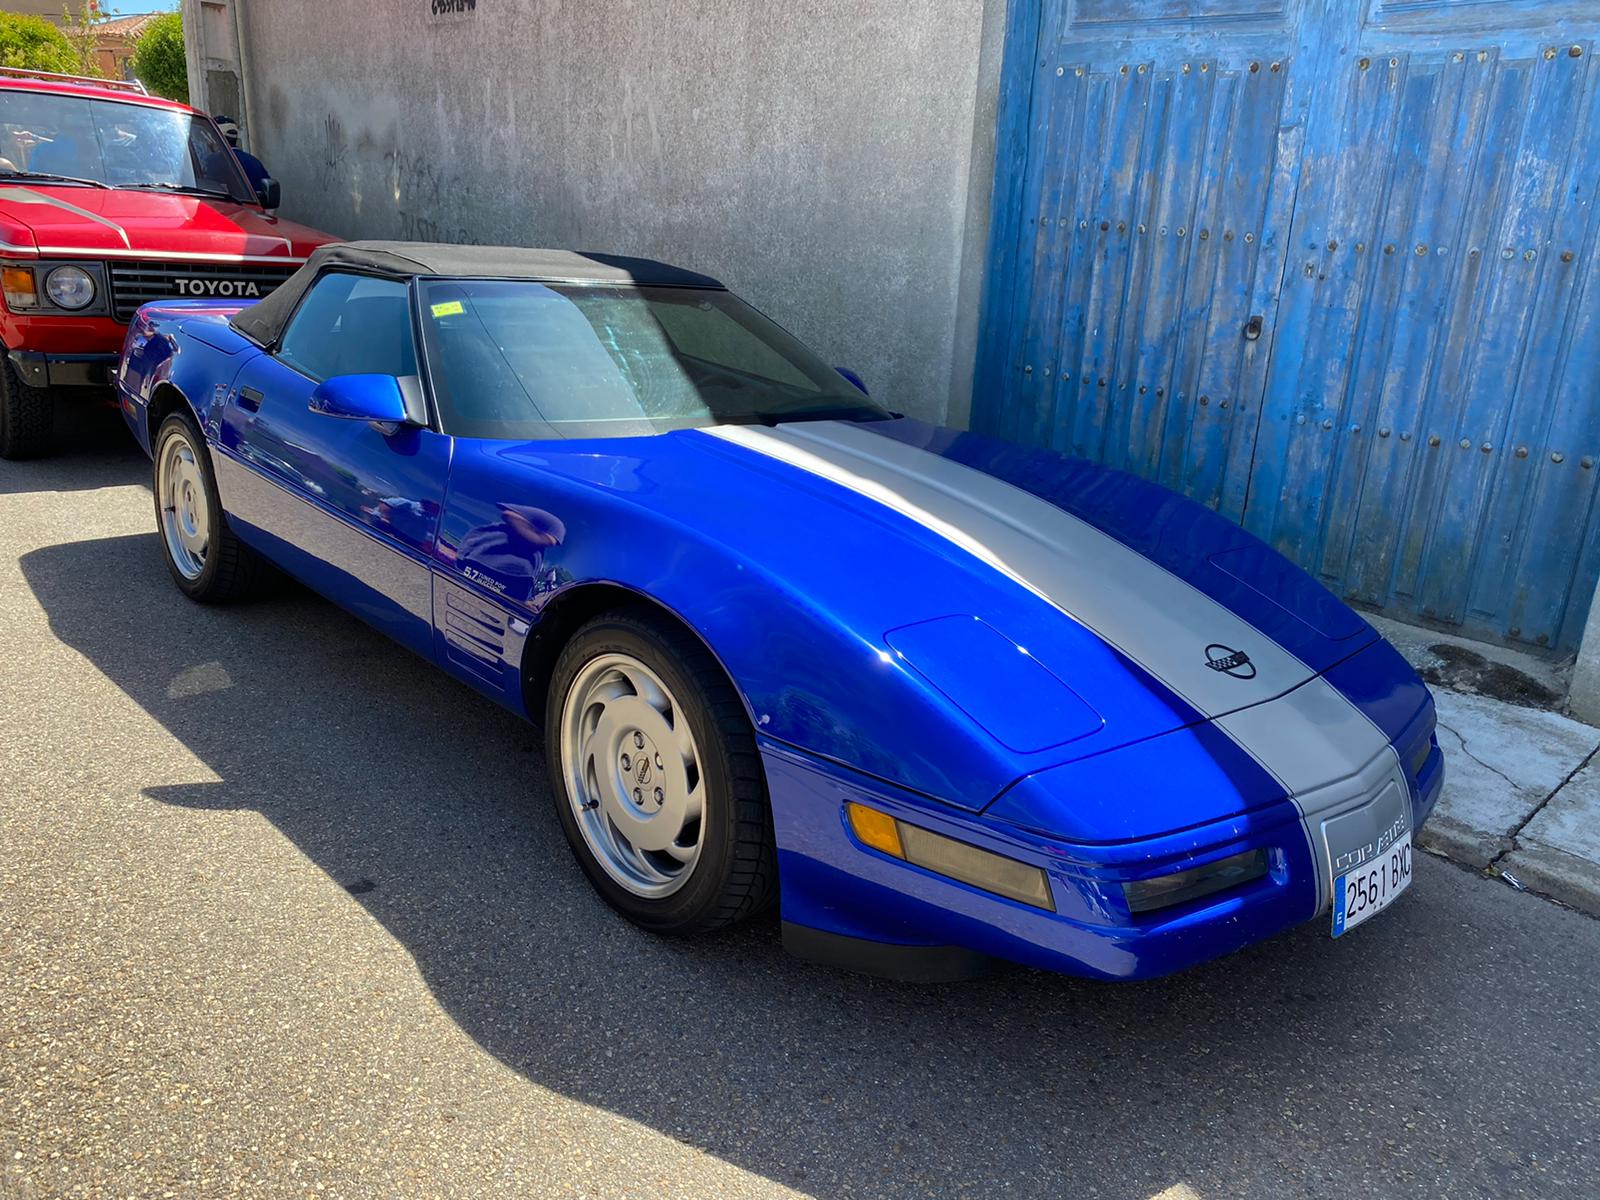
19, 531, 1599, 1199
0, 398, 144, 495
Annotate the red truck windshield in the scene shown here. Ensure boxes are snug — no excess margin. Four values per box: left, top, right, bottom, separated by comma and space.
0, 91, 251, 201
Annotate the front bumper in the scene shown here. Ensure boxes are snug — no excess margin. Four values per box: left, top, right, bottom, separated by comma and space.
765, 741, 1320, 982
8, 348, 118, 388
765, 723, 1444, 982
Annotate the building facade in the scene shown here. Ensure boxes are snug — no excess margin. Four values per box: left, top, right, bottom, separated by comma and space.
5, 0, 84, 18
184, 0, 1009, 432
92, 14, 161, 81
185, 0, 1600, 701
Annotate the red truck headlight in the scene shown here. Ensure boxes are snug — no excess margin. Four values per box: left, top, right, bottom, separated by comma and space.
43, 265, 96, 310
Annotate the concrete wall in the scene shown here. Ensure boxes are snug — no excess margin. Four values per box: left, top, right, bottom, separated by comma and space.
7, 0, 83, 20
1567, 580, 1600, 725
226, 0, 1007, 426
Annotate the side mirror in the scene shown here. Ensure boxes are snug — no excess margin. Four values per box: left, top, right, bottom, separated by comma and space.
836, 366, 868, 395
309, 374, 409, 428
256, 177, 281, 209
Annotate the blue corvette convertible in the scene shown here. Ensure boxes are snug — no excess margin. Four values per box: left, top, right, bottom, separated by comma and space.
116, 242, 1443, 981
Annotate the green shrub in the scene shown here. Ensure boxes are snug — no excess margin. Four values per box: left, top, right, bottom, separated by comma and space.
0, 13, 80, 75
132, 11, 186, 103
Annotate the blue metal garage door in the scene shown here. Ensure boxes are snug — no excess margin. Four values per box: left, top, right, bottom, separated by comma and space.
975, 0, 1600, 655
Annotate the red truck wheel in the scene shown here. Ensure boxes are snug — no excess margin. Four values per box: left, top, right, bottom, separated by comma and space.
0, 358, 53, 460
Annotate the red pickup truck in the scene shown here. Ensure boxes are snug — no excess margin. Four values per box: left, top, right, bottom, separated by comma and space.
0, 69, 337, 458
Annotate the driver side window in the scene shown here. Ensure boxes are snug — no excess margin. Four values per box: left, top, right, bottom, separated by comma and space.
277, 273, 417, 382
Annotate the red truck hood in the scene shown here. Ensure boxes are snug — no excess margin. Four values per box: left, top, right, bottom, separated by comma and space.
0, 184, 334, 261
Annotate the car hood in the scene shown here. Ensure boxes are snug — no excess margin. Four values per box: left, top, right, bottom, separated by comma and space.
0, 183, 333, 259
498, 416, 1380, 814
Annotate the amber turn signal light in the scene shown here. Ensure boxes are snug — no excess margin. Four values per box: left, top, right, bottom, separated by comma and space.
2, 266, 37, 309
846, 802, 904, 858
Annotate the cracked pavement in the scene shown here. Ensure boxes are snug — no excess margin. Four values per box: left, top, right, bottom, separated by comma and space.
2, 414, 1598, 1199
1421, 690, 1600, 913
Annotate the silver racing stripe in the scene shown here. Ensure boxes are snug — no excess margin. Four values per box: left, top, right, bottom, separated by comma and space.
704, 420, 1405, 909
0, 186, 131, 247
710, 421, 1323, 726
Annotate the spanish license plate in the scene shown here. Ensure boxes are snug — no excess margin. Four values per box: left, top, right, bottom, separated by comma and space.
1332, 830, 1412, 937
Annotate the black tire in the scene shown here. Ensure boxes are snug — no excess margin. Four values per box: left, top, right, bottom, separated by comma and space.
152, 409, 273, 603
0, 356, 53, 460
545, 609, 778, 934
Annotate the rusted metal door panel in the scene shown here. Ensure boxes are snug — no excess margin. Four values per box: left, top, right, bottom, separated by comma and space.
988, 2, 1303, 527
975, 0, 1600, 654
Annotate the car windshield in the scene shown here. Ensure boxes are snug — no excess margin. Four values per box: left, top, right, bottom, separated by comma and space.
0, 91, 249, 200
417, 278, 890, 439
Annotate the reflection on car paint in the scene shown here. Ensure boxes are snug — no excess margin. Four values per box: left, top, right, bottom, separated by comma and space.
456, 504, 566, 604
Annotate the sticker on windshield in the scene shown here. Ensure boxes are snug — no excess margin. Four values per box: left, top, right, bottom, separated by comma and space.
430, 300, 464, 318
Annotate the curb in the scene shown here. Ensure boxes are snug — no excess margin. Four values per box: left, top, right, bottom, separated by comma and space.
1499, 844, 1600, 919
1417, 817, 1512, 871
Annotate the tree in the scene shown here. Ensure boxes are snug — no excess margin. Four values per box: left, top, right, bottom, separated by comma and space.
0, 13, 80, 75
63, 1, 108, 79
132, 11, 186, 103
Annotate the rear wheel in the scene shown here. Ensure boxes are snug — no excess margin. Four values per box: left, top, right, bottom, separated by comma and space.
0, 357, 53, 460
153, 410, 272, 602
546, 610, 777, 934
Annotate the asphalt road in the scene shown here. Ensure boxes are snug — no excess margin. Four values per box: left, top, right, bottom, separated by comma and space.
2, 410, 1597, 1200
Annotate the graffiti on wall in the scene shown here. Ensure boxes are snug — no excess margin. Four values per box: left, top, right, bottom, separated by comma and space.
385, 146, 479, 245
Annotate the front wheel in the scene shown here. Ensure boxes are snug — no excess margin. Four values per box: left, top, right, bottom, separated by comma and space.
0, 357, 53, 460
152, 410, 272, 602
546, 610, 777, 934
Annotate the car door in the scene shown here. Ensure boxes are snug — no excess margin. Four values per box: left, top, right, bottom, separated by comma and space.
211, 270, 450, 656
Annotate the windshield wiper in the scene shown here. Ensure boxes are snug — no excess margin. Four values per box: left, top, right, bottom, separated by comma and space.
729, 406, 888, 427
0, 170, 110, 189
121, 181, 233, 199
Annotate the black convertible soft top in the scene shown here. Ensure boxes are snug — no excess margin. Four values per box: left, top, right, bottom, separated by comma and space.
230, 240, 725, 347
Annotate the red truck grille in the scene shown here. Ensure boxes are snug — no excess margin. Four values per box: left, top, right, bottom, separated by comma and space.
108, 261, 300, 322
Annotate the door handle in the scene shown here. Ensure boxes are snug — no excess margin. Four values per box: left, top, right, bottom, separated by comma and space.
237, 387, 263, 412
1243, 315, 1264, 341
